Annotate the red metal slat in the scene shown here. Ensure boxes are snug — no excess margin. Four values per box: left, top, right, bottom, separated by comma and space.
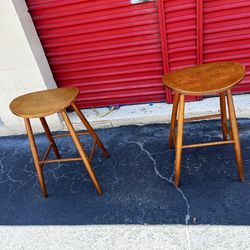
159, 0, 202, 102
26, 0, 165, 108
157, 0, 172, 102
33, 5, 157, 31
196, 0, 203, 65
46, 36, 160, 58
203, 0, 250, 94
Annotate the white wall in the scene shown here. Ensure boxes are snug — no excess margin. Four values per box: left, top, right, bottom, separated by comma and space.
0, 0, 63, 136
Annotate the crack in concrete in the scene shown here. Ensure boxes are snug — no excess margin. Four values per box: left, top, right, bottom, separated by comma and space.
132, 141, 191, 250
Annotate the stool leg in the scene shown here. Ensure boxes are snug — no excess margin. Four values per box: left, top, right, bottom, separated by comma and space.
71, 102, 110, 158
61, 111, 103, 195
219, 92, 228, 140
175, 94, 185, 187
40, 117, 61, 159
24, 118, 48, 198
226, 90, 245, 181
169, 93, 179, 149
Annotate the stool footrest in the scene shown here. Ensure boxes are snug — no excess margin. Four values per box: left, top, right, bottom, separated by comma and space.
40, 157, 82, 164
184, 113, 221, 122
182, 140, 234, 149
52, 131, 89, 138
40, 137, 98, 167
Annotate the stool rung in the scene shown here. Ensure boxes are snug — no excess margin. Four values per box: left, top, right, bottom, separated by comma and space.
40, 139, 98, 166
89, 139, 97, 163
182, 140, 234, 149
40, 144, 53, 167
52, 131, 89, 138
184, 113, 221, 122
223, 123, 233, 140
40, 157, 82, 164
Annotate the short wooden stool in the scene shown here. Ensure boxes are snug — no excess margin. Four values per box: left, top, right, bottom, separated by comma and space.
9, 87, 109, 197
163, 61, 245, 187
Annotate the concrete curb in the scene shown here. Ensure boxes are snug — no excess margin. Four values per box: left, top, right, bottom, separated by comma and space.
68, 94, 250, 131
1, 94, 250, 136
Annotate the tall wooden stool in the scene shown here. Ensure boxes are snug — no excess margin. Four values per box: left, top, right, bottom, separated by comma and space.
163, 61, 245, 187
9, 87, 109, 197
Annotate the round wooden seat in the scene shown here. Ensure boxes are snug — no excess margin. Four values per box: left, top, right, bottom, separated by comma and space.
9, 87, 79, 118
163, 61, 245, 95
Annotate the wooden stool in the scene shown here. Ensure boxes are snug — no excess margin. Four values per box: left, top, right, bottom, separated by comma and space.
9, 87, 109, 197
163, 61, 245, 187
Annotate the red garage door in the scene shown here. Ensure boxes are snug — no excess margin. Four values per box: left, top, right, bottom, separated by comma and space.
27, 0, 250, 108
26, 0, 165, 108
157, 0, 202, 102
203, 0, 250, 93
157, 0, 250, 102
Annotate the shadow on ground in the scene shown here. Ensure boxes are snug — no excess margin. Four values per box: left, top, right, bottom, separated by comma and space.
0, 119, 250, 225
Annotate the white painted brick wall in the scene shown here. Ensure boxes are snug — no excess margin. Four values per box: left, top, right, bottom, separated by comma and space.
0, 0, 63, 136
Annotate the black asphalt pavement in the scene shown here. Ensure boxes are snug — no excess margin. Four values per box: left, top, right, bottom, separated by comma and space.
0, 119, 249, 225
